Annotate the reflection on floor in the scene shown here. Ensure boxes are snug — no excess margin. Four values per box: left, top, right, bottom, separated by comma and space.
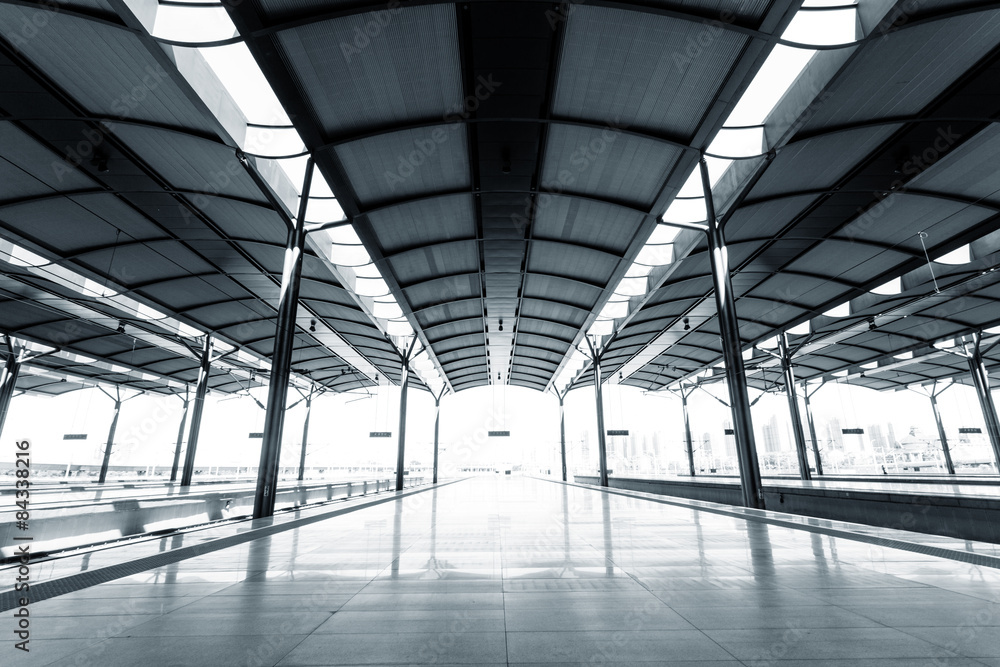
6, 476, 1000, 666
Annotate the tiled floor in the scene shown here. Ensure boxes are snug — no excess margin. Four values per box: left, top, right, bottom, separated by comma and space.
7, 476, 1000, 666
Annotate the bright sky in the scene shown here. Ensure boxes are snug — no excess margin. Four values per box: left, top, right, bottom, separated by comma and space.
5, 379, 996, 476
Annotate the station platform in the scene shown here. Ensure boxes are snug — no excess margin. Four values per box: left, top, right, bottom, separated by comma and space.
3, 476, 999, 666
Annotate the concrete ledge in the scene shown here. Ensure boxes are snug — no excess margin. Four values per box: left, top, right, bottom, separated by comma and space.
576, 475, 1000, 544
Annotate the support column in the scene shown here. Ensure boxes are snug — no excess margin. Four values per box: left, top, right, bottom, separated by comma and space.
297, 389, 313, 482
253, 160, 314, 519
0, 349, 22, 439
778, 333, 811, 481
181, 334, 212, 487
967, 334, 1000, 471
682, 388, 696, 477
929, 391, 956, 475
702, 158, 763, 508
559, 393, 568, 482
588, 339, 609, 487
432, 391, 442, 484
395, 339, 417, 491
169, 391, 190, 482
802, 385, 824, 476
98, 394, 122, 484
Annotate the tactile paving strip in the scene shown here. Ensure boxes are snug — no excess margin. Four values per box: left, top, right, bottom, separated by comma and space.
554, 478, 1000, 570
0, 480, 456, 612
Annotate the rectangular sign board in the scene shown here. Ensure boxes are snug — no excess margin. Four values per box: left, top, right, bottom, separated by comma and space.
724, 429, 734, 435
959, 427, 983, 434
249, 432, 264, 438
488, 431, 510, 437
606, 430, 629, 436
369, 431, 392, 438
842, 428, 865, 435
63, 434, 87, 440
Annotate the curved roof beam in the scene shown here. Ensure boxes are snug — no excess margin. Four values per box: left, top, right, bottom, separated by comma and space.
357, 186, 651, 219
400, 269, 608, 293
232, 0, 1000, 50
381, 236, 625, 263
740, 188, 1000, 214
319, 116, 693, 154
787, 116, 1000, 145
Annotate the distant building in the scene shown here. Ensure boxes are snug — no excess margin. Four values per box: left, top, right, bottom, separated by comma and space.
762, 414, 782, 453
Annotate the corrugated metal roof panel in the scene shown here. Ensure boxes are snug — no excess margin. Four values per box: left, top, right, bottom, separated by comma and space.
366, 194, 476, 253
110, 124, 265, 203
909, 124, 1000, 204
276, 4, 463, 136
749, 125, 903, 202
388, 240, 480, 286
403, 273, 481, 310
532, 195, 645, 254
542, 123, 681, 209
336, 125, 470, 205
522, 273, 602, 310
801, 11, 1000, 132
555, 5, 746, 139
0, 7, 213, 132
527, 240, 619, 285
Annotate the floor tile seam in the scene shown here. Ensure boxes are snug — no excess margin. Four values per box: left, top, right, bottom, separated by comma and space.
643, 587, 748, 663
889, 624, 995, 665
40, 635, 113, 667
0, 480, 463, 613
265, 628, 317, 667
544, 478, 1000, 570
560, 516, 745, 664
355, 501, 440, 595
494, 490, 511, 667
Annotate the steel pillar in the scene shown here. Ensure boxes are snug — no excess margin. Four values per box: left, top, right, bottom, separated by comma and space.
778, 333, 811, 480
98, 397, 122, 484
967, 337, 1000, 471
0, 351, 21, 439
297, 391, 313, 482
169, 392, 190, 482
929, 392, 956, 475
253, 160, 313, 519
590, 344, 609, 487
701, 158, 763, 508
181, 334, 212, 487
559, 393, 568, 482
682, 389, 696, 477
395, 355, 412, 492
802, 387, 824, 476
432, 393, 441, 484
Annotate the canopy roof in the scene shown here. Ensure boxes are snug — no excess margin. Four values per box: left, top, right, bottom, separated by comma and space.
1, 0, 999, 397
